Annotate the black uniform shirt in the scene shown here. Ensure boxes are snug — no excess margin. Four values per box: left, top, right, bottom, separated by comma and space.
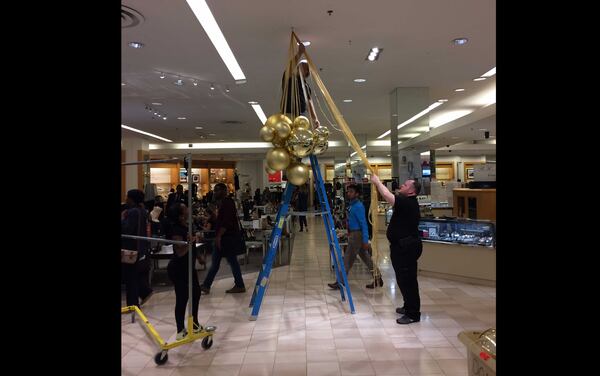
386, 195, 420, 243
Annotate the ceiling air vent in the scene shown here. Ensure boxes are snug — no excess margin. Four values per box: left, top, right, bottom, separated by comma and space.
122, 5, 145, 28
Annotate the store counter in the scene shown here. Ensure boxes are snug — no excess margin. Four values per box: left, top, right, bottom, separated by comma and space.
431, 206, 453, 217
418, 218, 496, 286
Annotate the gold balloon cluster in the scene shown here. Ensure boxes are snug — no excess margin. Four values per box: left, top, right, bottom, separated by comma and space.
259, 113, 330, 186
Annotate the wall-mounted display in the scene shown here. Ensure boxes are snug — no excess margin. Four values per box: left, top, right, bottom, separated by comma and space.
466, 168, 475, 180
435, 162, 454, 181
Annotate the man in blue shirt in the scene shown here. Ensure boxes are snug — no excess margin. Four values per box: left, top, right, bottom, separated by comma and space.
328, 184, 383, 290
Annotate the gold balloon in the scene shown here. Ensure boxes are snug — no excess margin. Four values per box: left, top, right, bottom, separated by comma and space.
274, 121, 291, 139
265, 165, 277, 175
286, 127, 315, 158
259, 125, 275, 142
286, 162, 310, 186
293, 115, 310, 130
266, 147, 291, 171
265, 113, 292, 139
312, 126, 330, 155
265, 113, 291, 128
271, 135, 286, 148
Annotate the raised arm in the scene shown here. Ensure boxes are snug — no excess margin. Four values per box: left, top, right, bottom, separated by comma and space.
371, 174, 395, 205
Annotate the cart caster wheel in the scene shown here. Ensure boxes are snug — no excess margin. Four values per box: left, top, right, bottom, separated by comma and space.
201, 336, 213, 349
154, 351, 168, 365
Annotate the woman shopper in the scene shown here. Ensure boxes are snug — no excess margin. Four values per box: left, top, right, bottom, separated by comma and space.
165, 203, 204, 339
121, 189, 153, 307
200, 183, 246, 294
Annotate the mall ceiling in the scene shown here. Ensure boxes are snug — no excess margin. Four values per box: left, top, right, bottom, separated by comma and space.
122, 0, 496, 155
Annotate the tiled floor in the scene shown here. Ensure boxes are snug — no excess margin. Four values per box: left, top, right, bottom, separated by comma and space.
122, 217, 495, 375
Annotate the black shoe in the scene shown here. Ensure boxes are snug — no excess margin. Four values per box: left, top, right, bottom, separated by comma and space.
366, 278, 384, 289
327, 282, 340, 290
396, 307, 406, 315
226, 286, 246, 293
396, 315, 420, 325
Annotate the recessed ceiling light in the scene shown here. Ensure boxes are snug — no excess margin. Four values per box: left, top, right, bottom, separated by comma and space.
128, 41, 144, 49
302, 41, 311, 46
438, 99, 448, 102
353, 78, 366, 83
193, 80, 198, 86
219, 139, 225, 142
226, 86, 230, 93
121, 83, 126, 86
343, 99, 353, 103
151, 102, 163, 105
387, 154, 391, 157
163, 117, 167, 120
391, 114, 398, 117
153, 112, 158, 115
175, 79, 184, 86
452, 38, 468, 46
366, 47, 382, 62
473, 77, 487, 81
159, 72, 165, 79
209, 133, 216, 136
248, 101, 258, 105
195, 126, 203, 129
479, 128, 488, 131
210, 83, 215, 90
177, 117, 187, 120
454, 88, 465, 92
185, 0, 246, 81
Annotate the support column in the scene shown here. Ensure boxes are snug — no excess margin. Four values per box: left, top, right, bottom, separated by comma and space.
121, 136, 150, 200
389, 87, 429, 187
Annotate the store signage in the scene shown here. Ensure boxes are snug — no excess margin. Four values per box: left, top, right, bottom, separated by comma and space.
268, 171, 282, 183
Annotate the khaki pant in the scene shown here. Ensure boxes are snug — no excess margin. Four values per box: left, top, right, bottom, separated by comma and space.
344, 231, 374, 274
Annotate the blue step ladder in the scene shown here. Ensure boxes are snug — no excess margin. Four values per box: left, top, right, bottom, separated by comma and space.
249, 155, 355, 320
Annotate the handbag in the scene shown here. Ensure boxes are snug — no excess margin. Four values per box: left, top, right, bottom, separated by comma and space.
121, 249, 138, 264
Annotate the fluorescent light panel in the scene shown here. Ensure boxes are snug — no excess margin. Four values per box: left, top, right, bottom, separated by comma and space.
185, 0, 246, 81
398, 133, 422, 139
377, 102, 444, 139
350, 144, 367, 157
250, 103, 267, 125
122, 125, 172, 142
150, 142, 271, 150
481, 67, 496, 77
429, 110, 474, 128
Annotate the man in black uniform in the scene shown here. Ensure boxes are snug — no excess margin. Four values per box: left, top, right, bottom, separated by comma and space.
371, 174, 423, 324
